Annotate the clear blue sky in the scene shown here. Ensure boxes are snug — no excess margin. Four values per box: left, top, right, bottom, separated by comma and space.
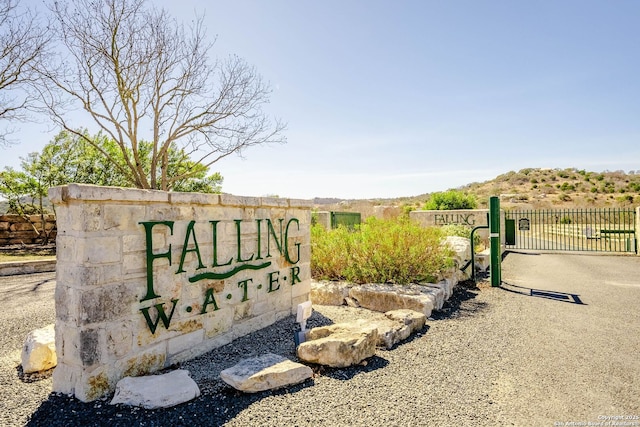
3, 0, 639, 199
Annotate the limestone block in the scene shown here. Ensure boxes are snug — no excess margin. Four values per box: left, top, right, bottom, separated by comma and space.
385, 309, 427, 334
291, 278, 311, 299
167, 330, 205, 358
427, 278, 452, 301
297, 322, 378, 367
169, 192, 220, 205
219, 194, 261, 207
103, 205, 145, 231
288, 198, 314, 208
65, 183, 168, 203
348, 283, 435, 317
260, 197, 289, 208
21, 324, 57, 373
352, 318, 410, 349
475, 249, 491, 272
110, 370, 200, 409
220, 353, 313, 393
420, 285, 445, 310
443, 235, 472, 266
310, 281, 350, 306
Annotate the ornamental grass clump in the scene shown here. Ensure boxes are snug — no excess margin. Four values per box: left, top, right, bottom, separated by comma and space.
311, 217, 454, 285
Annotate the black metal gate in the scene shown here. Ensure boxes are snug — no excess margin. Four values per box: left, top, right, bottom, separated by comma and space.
505, 208, 637, 253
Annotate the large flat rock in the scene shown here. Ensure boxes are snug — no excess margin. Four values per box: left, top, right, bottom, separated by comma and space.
110, 370, 200, 409
298, 322, 378, 367
347, 283, 437, 317
220, 353, 313, 393
310, 281, 351, 305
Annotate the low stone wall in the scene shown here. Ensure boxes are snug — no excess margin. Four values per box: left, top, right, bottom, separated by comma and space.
49, 184, 312, 401
0, 214, 57, 245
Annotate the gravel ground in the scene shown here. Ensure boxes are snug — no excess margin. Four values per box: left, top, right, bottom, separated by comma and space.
2, 253, 640, 427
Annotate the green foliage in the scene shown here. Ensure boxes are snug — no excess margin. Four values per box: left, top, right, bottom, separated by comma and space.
628, 182, 640, 192
0, 167, 46, 215
311, 218, 453, 285
424, 190, 477, 210
560, 182, 575, 192
401, 204, 415, 218
617, 195, 635, 204
1, 130, 223, 214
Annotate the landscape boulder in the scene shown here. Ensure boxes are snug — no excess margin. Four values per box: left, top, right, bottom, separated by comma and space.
443, 235, 472, 264
220, 353, 313, 393
347, 283, 437, 317
310, 281, 351, 306
21, 324, 57, 374
443, 235, 472, 280
348, 309, 426, 349
110, 370, 200, 409
475, 248, 491, 272
297, 322, 378, 367
385, 309, 427, 334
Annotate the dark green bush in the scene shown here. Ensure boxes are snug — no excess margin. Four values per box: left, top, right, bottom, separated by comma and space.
311, 217, 453, 285
424, 190, 477, 210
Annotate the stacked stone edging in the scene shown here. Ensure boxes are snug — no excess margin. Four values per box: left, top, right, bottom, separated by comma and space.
0, 214, 57, 246
310, 275, 457, 318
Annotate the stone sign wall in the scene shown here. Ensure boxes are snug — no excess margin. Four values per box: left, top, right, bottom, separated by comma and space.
49, 184, 311, 401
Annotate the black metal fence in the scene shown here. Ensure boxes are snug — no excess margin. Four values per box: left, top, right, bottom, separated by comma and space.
505, 208, 636, 253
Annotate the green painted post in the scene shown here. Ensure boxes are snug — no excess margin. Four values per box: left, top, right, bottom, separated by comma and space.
489, 196, 501, 287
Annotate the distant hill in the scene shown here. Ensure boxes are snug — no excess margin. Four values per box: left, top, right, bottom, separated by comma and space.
313, 167, 640, 215
458, 167, 639, 209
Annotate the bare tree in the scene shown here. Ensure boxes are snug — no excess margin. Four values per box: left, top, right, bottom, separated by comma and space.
0, 0, 50, 146
38, 0, 285, 190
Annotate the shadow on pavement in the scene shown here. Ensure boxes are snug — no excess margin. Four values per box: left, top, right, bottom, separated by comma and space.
500, 281, 586, 305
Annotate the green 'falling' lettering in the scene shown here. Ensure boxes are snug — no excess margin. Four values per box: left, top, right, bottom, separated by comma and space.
266, 218, 284, 258
284, 218, 301, 264
210, 220, 232, 267
139, 221, 174, 302
235, 219, 255, 262
177, 220, 205, 274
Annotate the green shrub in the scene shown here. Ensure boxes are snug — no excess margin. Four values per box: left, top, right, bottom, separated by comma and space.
311, 218, 453, 285
560, 216, 572, 224
424, 190, 477, 210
